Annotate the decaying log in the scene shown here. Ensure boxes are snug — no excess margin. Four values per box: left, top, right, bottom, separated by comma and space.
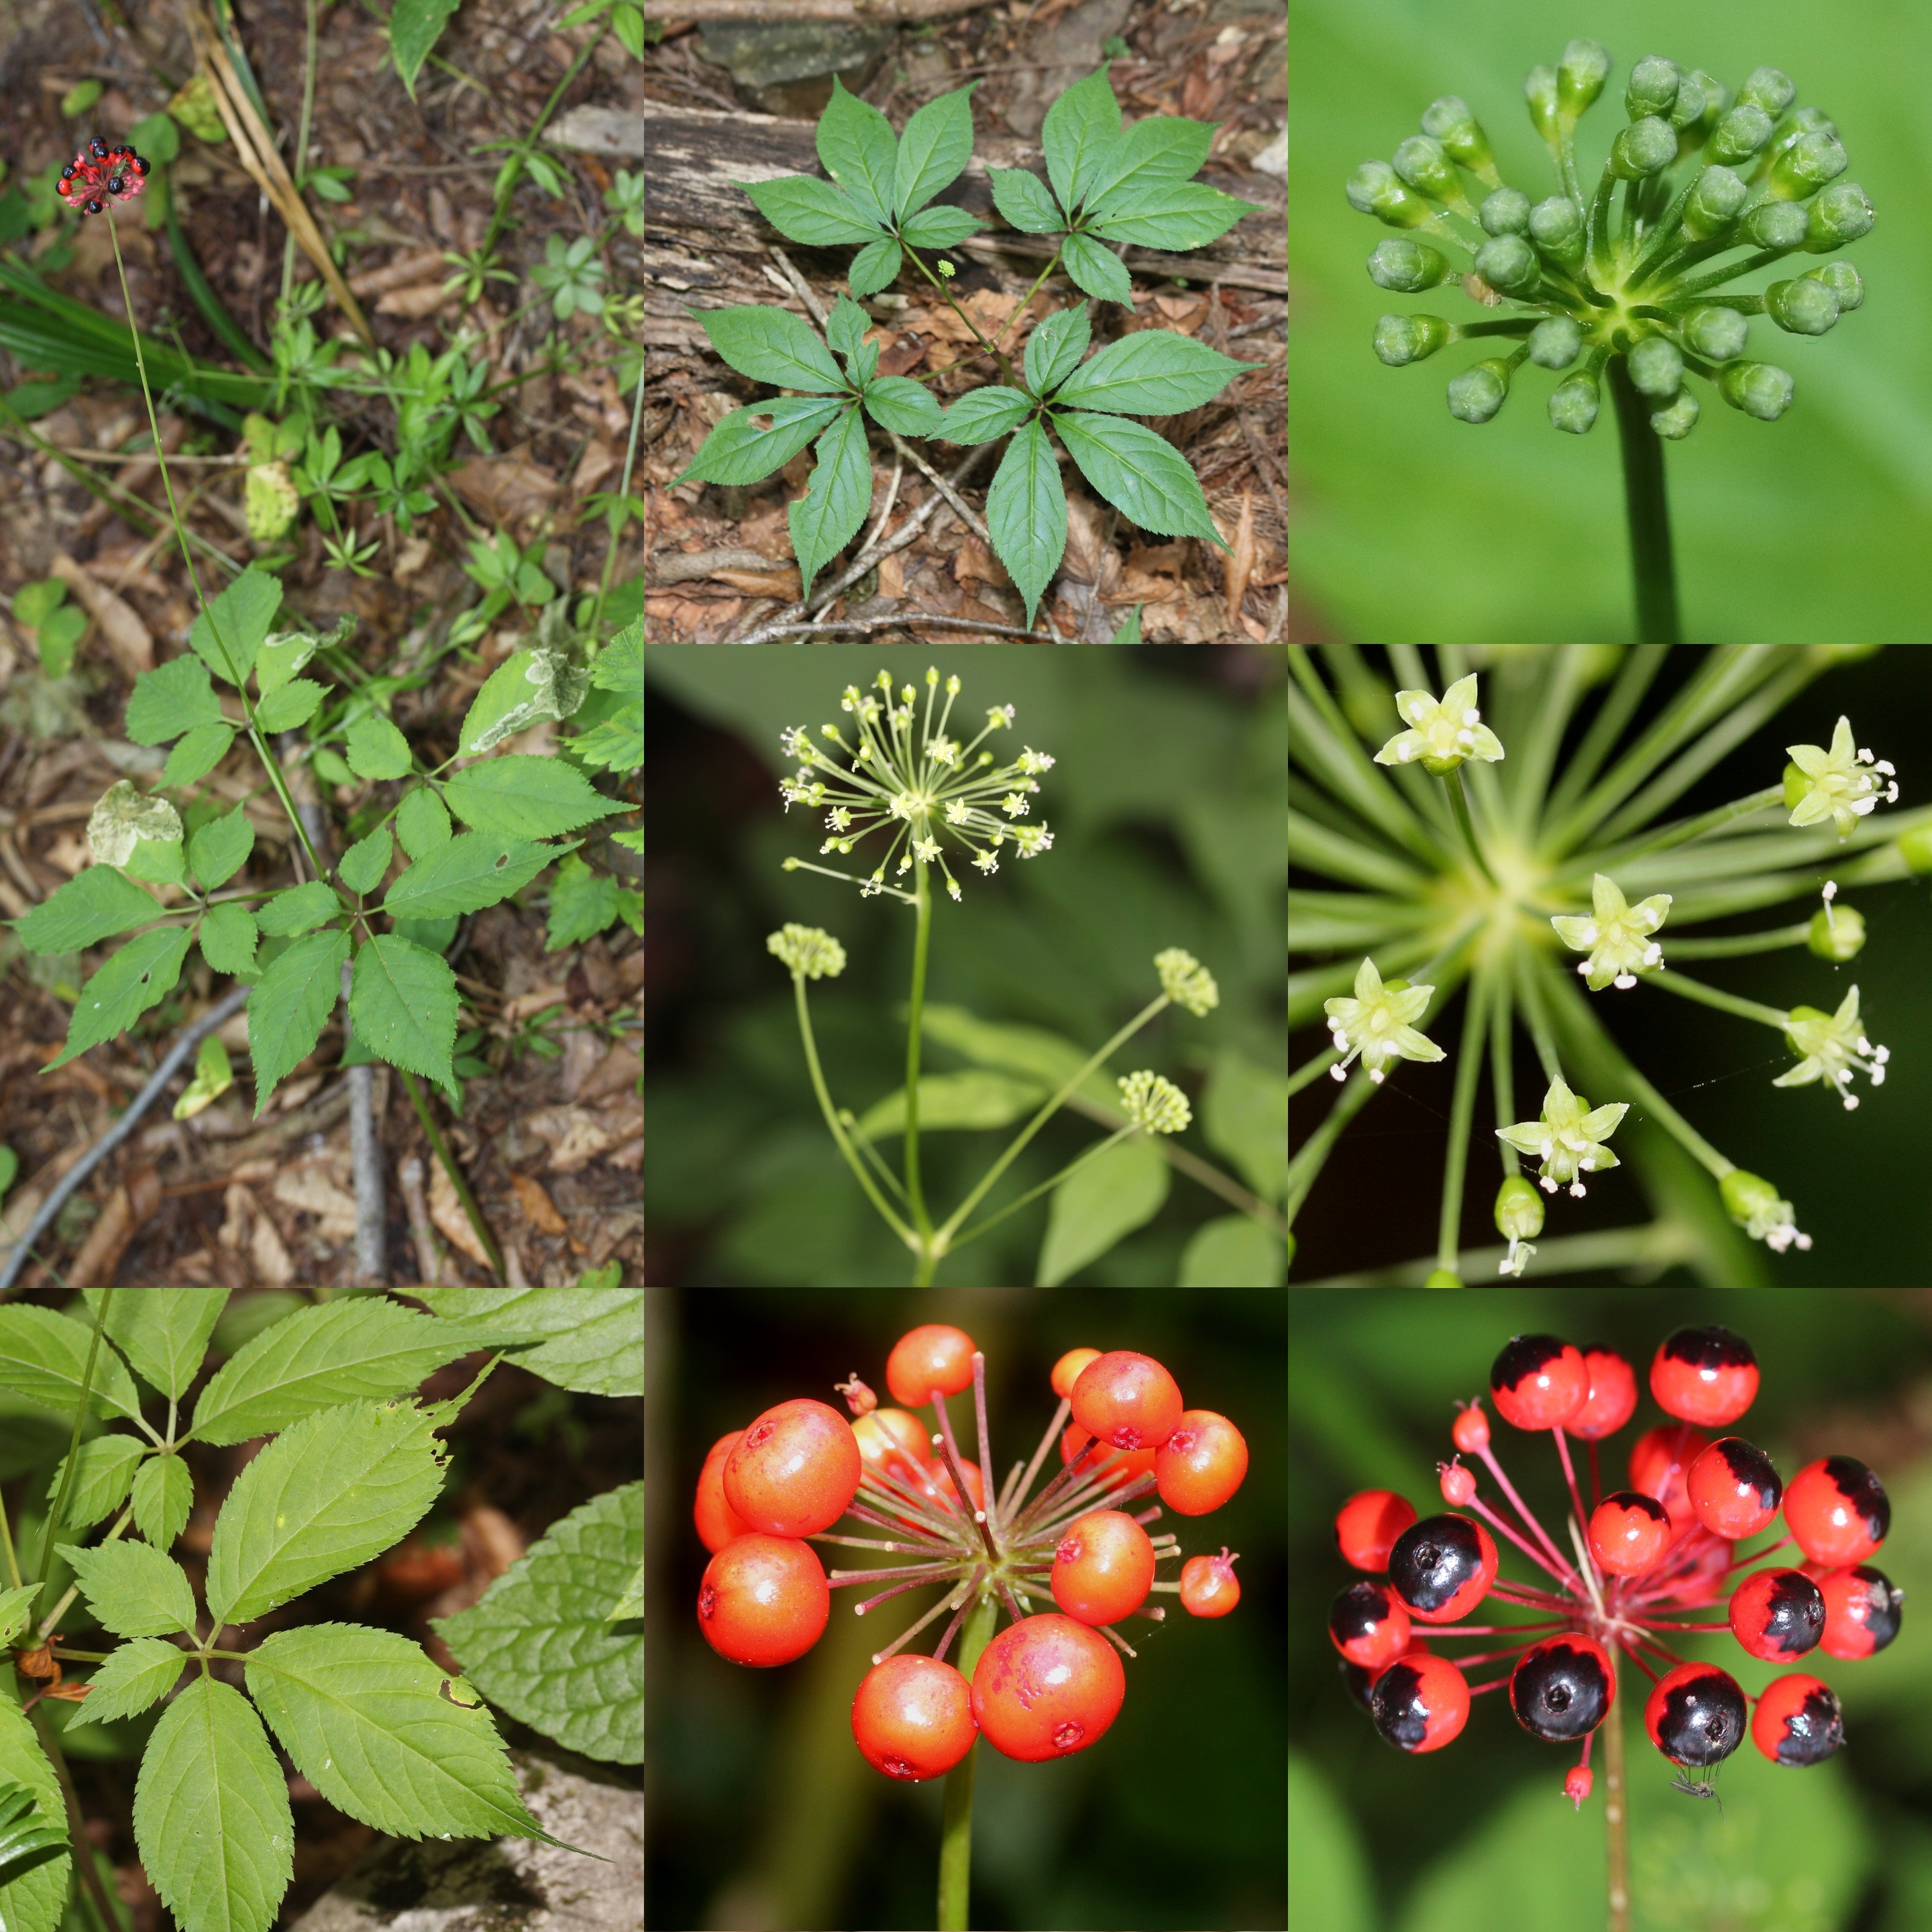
639, 0, 999, 17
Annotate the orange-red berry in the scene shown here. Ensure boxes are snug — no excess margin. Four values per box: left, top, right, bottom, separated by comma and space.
1451, 1400, 1490, 1453
694, 1428, 753, 1554
1489, 1335, 1589, 1432
1785, 1456, 1890, 1566
1588, 1491, 1673, 1576
1727, 1567, 1825, 1661
885, 1324, 977, 1405
1687, 1437, 1782, 1540
1568, 1346, 1638, 1440
1814, 1565, 1902, 1659
724, 1397, 863, 1538
1370, 1651, 1468, 1754
1328, 1579, 1410, 1670
850, 1655, 976, 1781
1051, 1509, 1156, 1625
1627, 1421, 1713, 1537
1650, 1326, 1758, 1428
1060, 1424, 1158, 1495
1155, 1409, 1248, 1515
1751, 1672, 1845, 1765
971, 1613, 1125, 1761
1332, 1488, 1416, 1572
1069, 1350, 1184, 1450
697, 1534, 828, 1666
1179, 1547, 1240, 1617
1050, 1346, 1103, 1399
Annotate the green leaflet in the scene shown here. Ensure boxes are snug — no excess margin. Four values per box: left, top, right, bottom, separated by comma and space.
847, 237, 902, 298
938, 386, 1033, 445
190, 1297, 493, 1447
916, 1002, 1119, 1108
0, 1777, 66, 1886
253, 678, 325, 733
417, 1288, 643, 1397
989, 167, 1064, 233
1109, 603, 1143, 643
185, 566, 280, 690
125, 836, 189, 890
12, 866, 158, 956
199, 903, 259, 978
131, 1452, 193, 1549
56, 1540, 198, 1638
60, 1638, 185, 1729
695, 307, 844, 394
162, 722, 236, 789
337, 827, 392, 896
861, 377, 944, 439
441, 757, 627, 840
899, 204, 979, 248
47, 926, 193, 1071
126, 655, 222, 745
132, 1677, 293, 1932
1024, 305, 1091, 398
741, 175, 883, 248
457, 646, 590, 758
0, 1701, 68, 1932
383, 832, 559, 921
344, 714, 412, 781
1177, 1214, 1286, 1286
545, 853, 632, 951
1042, 66, 1122, 214
1054, 409, 1229, 545
80, 1287, 227, 1403
1059, 231, 1135, 307
1085, 113, 1218, 211
204, 1398, 448, 1625
816, 78, 897, 228
824, 294, 868, 361
606, 1560, 643, 1623
677, 396, 843, 488
435, 1482, 643, 1764
350, 934, 458, 1096
894, 84, 976, 218
395, 785, 453, 859
1050, 330, 1245, 415
255, 881, 341, 936
1036, 1132, 1170, 1285
0, 1585, 40, 1647
390, 0, 458, 97
246, 926, 350, 1117
985, 419, 1066, 627
245, 1624, 549, 1841
788, 404, 871, 600
1088, 177, 1250, 250
44, 1433, 146, 1534
188, 806, 254, 891
854, 1069, 1046, 1140
0, 1306, 145, 1423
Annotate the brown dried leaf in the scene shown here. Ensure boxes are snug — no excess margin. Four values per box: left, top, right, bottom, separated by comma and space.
511, 1171, 568, 1237
375, 282, 458, 320
52, 553, 153, 679
446, 445, 561, 523
1224, 490, 1256, 631
429, 1156, 495, 1270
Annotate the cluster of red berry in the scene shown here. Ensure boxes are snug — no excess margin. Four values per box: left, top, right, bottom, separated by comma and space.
54, 136, 151, 217
1329, 1326, 1901, 1804
695, 1324, 1248, 1781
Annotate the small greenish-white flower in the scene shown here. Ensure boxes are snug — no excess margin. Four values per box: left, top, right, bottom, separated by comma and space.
1496, 1076, 1627, 1197
1155, 947, 1220, 1016
1372, 674, 1505, 775
1550, 873, 1672, 990
1720, 1169, 1813, 1254
1807, 880, 1866, 961
1119, 1070, 1191, 1135
1774, 983, 1889, 1108
1493, 1173, 1544, 1277
1784, 715, 1898, 840
1324, 957, 1445, 1084
767, 924, 847, 979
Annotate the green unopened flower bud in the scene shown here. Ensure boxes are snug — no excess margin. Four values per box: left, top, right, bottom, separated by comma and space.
1682, 164, 1748, 239
1548, 368, 1600, 434
1155, 946, 1220, 1016
1368, 238, 1452, 292
1767, 105, 1834, 166
1625, 56, 1679, 120
1528, 315, 1583, 369
1705, 101, 1774, 166
1473, 233, 1541, 296
1682, 305, 1749, 362
768, 923, 848, 979
1675, 70, 1726, 134
1348, 158, 1433, 228
1557, 38, 1611, 117
1737, 65, 1796, 116
1525, 64, 1560, 143
1421, 95, 1497, 176
1766, 276, 1841, 336
1720, 1168, 1811, 1254
1527, 194, 1586, 266
1611, 116, 1677, 179
1479, 186, 1532, 235
1650, 390, 1699, 439
1628, 335, 1684, 396
1119, 1069, 1191, 1136
1896, 822, 1932, 873
1719, 360, 1796, 421
1770, 130, 1847, 200
1741, 200, 1809, 250
1374, 313, 1453, 366
1393, 135, 1463, 203
1447, 358, 1512, 424
1806, 181, 1874, 250
1808, 899, 1866, 961
1495, 1173, 1544, 1239
1423, 1269, 1464, 1288
1805, 261, 1864, 311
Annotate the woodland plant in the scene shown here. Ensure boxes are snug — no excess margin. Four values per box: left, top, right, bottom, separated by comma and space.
1288, 643, 1932, 1286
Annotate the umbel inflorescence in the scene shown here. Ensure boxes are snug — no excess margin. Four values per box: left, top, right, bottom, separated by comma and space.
1351, 42, 1873, 436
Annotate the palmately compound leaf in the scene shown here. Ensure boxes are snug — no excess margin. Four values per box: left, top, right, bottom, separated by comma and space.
846, 237, 902, 299
190, 1295, 496, 1447
46, 927, 193, 1071
1054, 409, 1230, 547
55, 1540, 198, 1638
125, 654, 222, 745
246, 1625, 551, 1840
130, 1452, 193, 1550
1023, 305, 1091, 398
60, 1636, 186, 1729
989, 166, 1065, 233
442, 757, 627, 840
199, 903, 259, 979
1059, 231, 1135, 307
894, 83, 977, 218
1048, 329, 1246, 415
350, 934, 459, 1097
395, 785, 453, 860
81, 1287, 227, 1403
739, 175, 885, 248
0, 1701, 69, 1932
44, 1433, 146, 1534
185, 566, 280, 690
188, 806, 255, 892
382, 833, 560, 922
788, 404, 872, 600
254, 880, 342, 936
246, 926, 350, 1117
816, 76, 897, 228
676, 396, 844, 488
344, 714, 413, 782
133, 1676, 293, 1932
204, 1398, 449, 1626
337, 826, 393, 897
938, 386, 1034, 445
12, 866, 158, 956
416, 1287, 643, 1397
984, 419, 1066, 627
435, 1481, 643, 1764
1042, 66, 1122, 215
0, 1305, 145, 1423
694, 307, 845, 394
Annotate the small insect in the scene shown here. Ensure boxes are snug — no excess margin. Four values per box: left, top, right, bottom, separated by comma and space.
438, 1678, 482, 1709
1668, 1769, 1725, 1816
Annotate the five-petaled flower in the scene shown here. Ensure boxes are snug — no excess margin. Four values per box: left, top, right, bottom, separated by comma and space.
1774, 983, 1890, 1108
1785, 716, 1898, 840
1324, 957, 1446, 1084
1496, 1076, 1627, 1196
1550, 872, 1673, 990
1371, 674, 1506, 776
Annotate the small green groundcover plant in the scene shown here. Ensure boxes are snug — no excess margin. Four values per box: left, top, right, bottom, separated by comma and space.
678, 66, 1258, 625
0, 1287, 642, 1932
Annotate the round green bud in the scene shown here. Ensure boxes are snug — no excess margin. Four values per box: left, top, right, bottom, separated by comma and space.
1782, 760, 1810, 810
1737, 65, 1796, 116
1807, 182, 1874, 250
1768, 105, 1835, 166
1766, 276, 1841, 336
1422, 1269, 1464, 1289
1720, 1168, 1793, 1237
1896, 822, 1932, 874
1527, 194, 1586, 266
1367, 238, 1452, 292
1682, 164, 1748, 239
1393, 135, 1462, 204
1495, 1173, 1545, 1241
1524, 64, 1560, 143
1611, 116, 1677, 180
1675, 70, 1727, 133
1479, 186, 1532, 236
1347, 158, 1432, 229
1805, 260, 1864, 311
1740, 200, 1809, 250
1807, 902, 1866, 961
1548, 368, 1600, 435
1625, 55, 1679, 120
1706, 101, 1774, 166
1374, 312, 1452, 366
1472, 233, 1541, 297
1446, 359, 1511, 424
1681, 305, 1749, 362
1527, 315, 1584, 369
1650, 390, 1699, 439
1770, 130, 1848, 201
1421, 95, 1495, 174
1719, 360, 1796, 421
1557, 38, 1612, 117
1628, 335, 1684, 397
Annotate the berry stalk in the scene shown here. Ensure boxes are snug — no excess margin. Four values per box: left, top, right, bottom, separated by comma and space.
936, 1593, 998, 1932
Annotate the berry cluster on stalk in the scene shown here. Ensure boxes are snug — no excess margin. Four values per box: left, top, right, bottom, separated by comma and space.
694, 1324, 1248, 1779
1330, 1326, 1901, 1809
55, 136, 151, 218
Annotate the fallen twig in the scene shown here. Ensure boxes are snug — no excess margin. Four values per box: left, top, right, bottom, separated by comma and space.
751, 616, 1055, 641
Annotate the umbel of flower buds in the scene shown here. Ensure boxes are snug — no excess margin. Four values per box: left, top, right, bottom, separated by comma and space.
1348, 44, 1874, 437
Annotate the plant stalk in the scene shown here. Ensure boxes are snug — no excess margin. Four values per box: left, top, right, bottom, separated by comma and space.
1604, 1646, 1629, 1932
1608, 358, 1681, 645
398, 1069, 505, 1278
936, 1593, 998, 1931
904, 859, 935, 1259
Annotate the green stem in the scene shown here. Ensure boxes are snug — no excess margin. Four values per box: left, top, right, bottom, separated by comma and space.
1286, 1066, 1379, 1228
1605, 1646, 1631, 1932
1443, 767, 1500, 887
1294, 1220, 1695, 1289
1662, 924, 1809, 958
1514, 949, 1564, 1085
38, 1291, 111, 1601
0, 1483, 20, 1591
936, 1593, 998, 1931
399, 1069, 505, 1277
1608, 358, 1680, 645
793, 975, 916, 1248
1552, 784, 1784, 884
481, 23, 608, 257
1643, 970, 1789, 1030
1288, 1046, 1341, 1097
1437, 967, 1489, 1275
1490, 973, 1518, 1173
588, 350, 651, 641
279, 0, 320, 313
904, 861, 934, 1247
985, 248, 1062, 355
902, 244, 1014, 386
947, 1126, 1135, 1254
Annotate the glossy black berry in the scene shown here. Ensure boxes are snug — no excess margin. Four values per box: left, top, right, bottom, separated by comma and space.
83, 199, 105, 215
133, 156, 150, 175
1646, 1662, 1746, 1767
1387, 1513, 1495, 1619
1754, 1675, 1845, 1766
106, 176, 124, 195
1510, 1636, 1613, 1741
90, 136, 109, 156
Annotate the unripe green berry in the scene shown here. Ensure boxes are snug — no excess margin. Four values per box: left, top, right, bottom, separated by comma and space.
1625, 56, 1679, 121
1896, 822, 1932, 874
1675, 70, 1726, 134
1446, 359, 1511, 423
1611, 116, 1677, 178
1682, 164, 1748, 239
1628, 336, 1684, 398
1479, 186, 1532, 235
1650, 390, 1699, 439
1548, 368, 1600, 435
1737, 66, 1796, 116
1805, 261, 1864, 311
1393, 135, 1463, 203
1368, 238, 1452, 292
1782, 760, 1810, 810
1525, 64, 1560, 143
1807, 182, 1874, 250
1770, 131, 1848, 201
1423, 1269, 1463, 1288
1766, 277, 1841, 336
1557, 38, 1611, 117
1681, 305, 1749, 362
1741, 200, 1809, 250
1348, 158, 1433, 229
1375, 313, 1452, 366
1420, 95, 1495, 174
1472, 233, 1541, 297
1495, 1174, 1544, 1241
1719, 360, 1796, 421
1527, 195, 1586, 266
1706, 101, 1774, 166
1807, 902, 1866, 961
1528, 315, 1584, 370
1720, 1168, 1805, 1249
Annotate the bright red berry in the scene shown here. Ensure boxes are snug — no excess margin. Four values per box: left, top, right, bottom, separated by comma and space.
1785, 1456, 1890, 1566
1815, 1565, 1902, 1659
850, 1655, 976, 1781
1489, 1335, 1589, 1432
1727, 1567, 1825, 1660
920, 1455, 985, 1517
1564, 1764, 1593, 1808
1587, 1491, 1672, 1576
970, 1613, 1126, 1761
1438, 1460, 1476, 1505
1050, 1346, 1102, 1399
1451, 1400, 1490, 1453
1627, 1421, 1713, 1536
1059, 1424, 1157, 1494
1387, 1513, 1497, 1623
1687, 1437, 1782, 1540
1370, 1651, 1469, 1754
1328, 1580, 1411, 1672
1752, 1672, 1845, 1766
697, 1534, 828, 1666
885, 1324, 977, 1405
1052, 1509, 1156, 1625
1650, 1326, 1758, 1427
1509, 1635, 1614, 1741
1069, 1350, 1184, 1450
724, 1398, 863, 1538
694, 1429, 753, 1554
851, 1407, 930, 1477
1569, 1346, 1638, 1440
1155, 1409, 1248, 1515
1179, 1547, 1240, 1617
1341, 1634, 1426, 1709
1333, 1489, 1417, 1572
1644, 1661, 1746, 1766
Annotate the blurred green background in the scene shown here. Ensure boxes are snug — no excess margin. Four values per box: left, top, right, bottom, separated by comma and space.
1290, 1287, 1932, 1932
646, 1284, 1285, 1929
644, 645, 1287, 1287
1288, 0, 1932, 641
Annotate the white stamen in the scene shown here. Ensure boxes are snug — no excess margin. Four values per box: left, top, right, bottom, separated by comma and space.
1613, 972, 1635, 988
1540, 1177, 1558, 1193
1876, 759, 1896, 775
1462, 708, 1481, 725
1569, 1181, 1586, 1197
